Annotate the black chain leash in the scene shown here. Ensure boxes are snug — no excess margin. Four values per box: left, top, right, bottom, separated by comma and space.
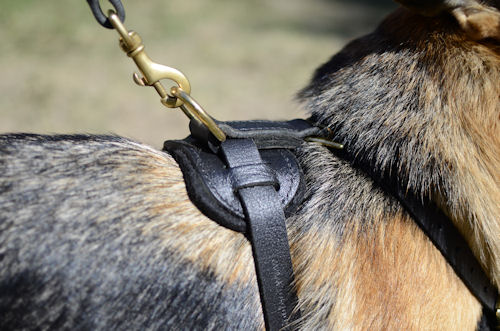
87, 0, 125, 28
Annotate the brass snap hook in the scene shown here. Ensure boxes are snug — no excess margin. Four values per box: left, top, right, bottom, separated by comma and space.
107, 11, 190, 108
105, 10, 225, 142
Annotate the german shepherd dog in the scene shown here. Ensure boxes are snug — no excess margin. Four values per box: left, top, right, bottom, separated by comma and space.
1, 0, 499, 329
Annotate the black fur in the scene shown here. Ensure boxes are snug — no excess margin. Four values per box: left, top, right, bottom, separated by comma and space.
0, 134, 261, 330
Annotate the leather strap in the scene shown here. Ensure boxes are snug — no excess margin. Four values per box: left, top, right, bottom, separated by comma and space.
86, 0, 125, 29
189, 118, 320, 151
319, 128, 499, 328
392, 184, 498, 316
478, 307, 498, 331
164, 120, 311, 330
163, 139, 306, 234
220, 139, 300, 331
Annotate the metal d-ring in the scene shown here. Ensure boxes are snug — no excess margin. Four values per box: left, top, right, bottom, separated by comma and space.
170, 87, 226, 142
305, 137, 344, 149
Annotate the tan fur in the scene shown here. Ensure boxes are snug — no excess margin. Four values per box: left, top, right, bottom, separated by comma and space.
112, 5, 500, 329
363, 5, 500, 291
396, 0, 500, 42
289, 202, 481, 329
438, 41, 500, 288
140, 150, 256, 286
137, 151, 264, 327
134, 147, 485, 329
350, 215, 481, 330
453, 6, 500, 41
2, 3, 498, 328
412, 12, 499, 288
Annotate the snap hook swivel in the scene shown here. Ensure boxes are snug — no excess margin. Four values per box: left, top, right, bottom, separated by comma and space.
108, 11, 190, 108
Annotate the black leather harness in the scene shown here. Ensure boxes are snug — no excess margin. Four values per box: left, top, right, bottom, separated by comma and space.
163, 118, 499, 331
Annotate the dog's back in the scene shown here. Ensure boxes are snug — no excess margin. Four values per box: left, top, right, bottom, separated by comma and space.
1, 1, 499, 330
0, 134, 262, 329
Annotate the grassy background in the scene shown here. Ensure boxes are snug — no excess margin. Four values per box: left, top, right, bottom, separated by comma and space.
0, 0, 396, 148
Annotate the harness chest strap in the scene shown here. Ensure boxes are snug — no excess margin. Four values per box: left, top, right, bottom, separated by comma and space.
327, 131, 500, 329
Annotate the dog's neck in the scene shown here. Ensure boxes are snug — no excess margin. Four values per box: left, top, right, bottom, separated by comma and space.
299, 8, 500, 287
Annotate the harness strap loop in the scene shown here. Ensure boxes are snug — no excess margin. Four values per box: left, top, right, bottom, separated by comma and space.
229, 164, 279, 191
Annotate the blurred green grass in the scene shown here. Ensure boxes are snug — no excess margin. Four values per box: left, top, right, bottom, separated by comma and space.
0, 0, 396, 148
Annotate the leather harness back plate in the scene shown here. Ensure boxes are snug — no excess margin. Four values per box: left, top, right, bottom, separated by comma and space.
163, 119, 498, 331
164, 119, 318, 330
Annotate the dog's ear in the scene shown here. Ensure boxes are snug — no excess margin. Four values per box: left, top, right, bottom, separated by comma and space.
395, 0, 500, 41
451, 3, 500, 41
